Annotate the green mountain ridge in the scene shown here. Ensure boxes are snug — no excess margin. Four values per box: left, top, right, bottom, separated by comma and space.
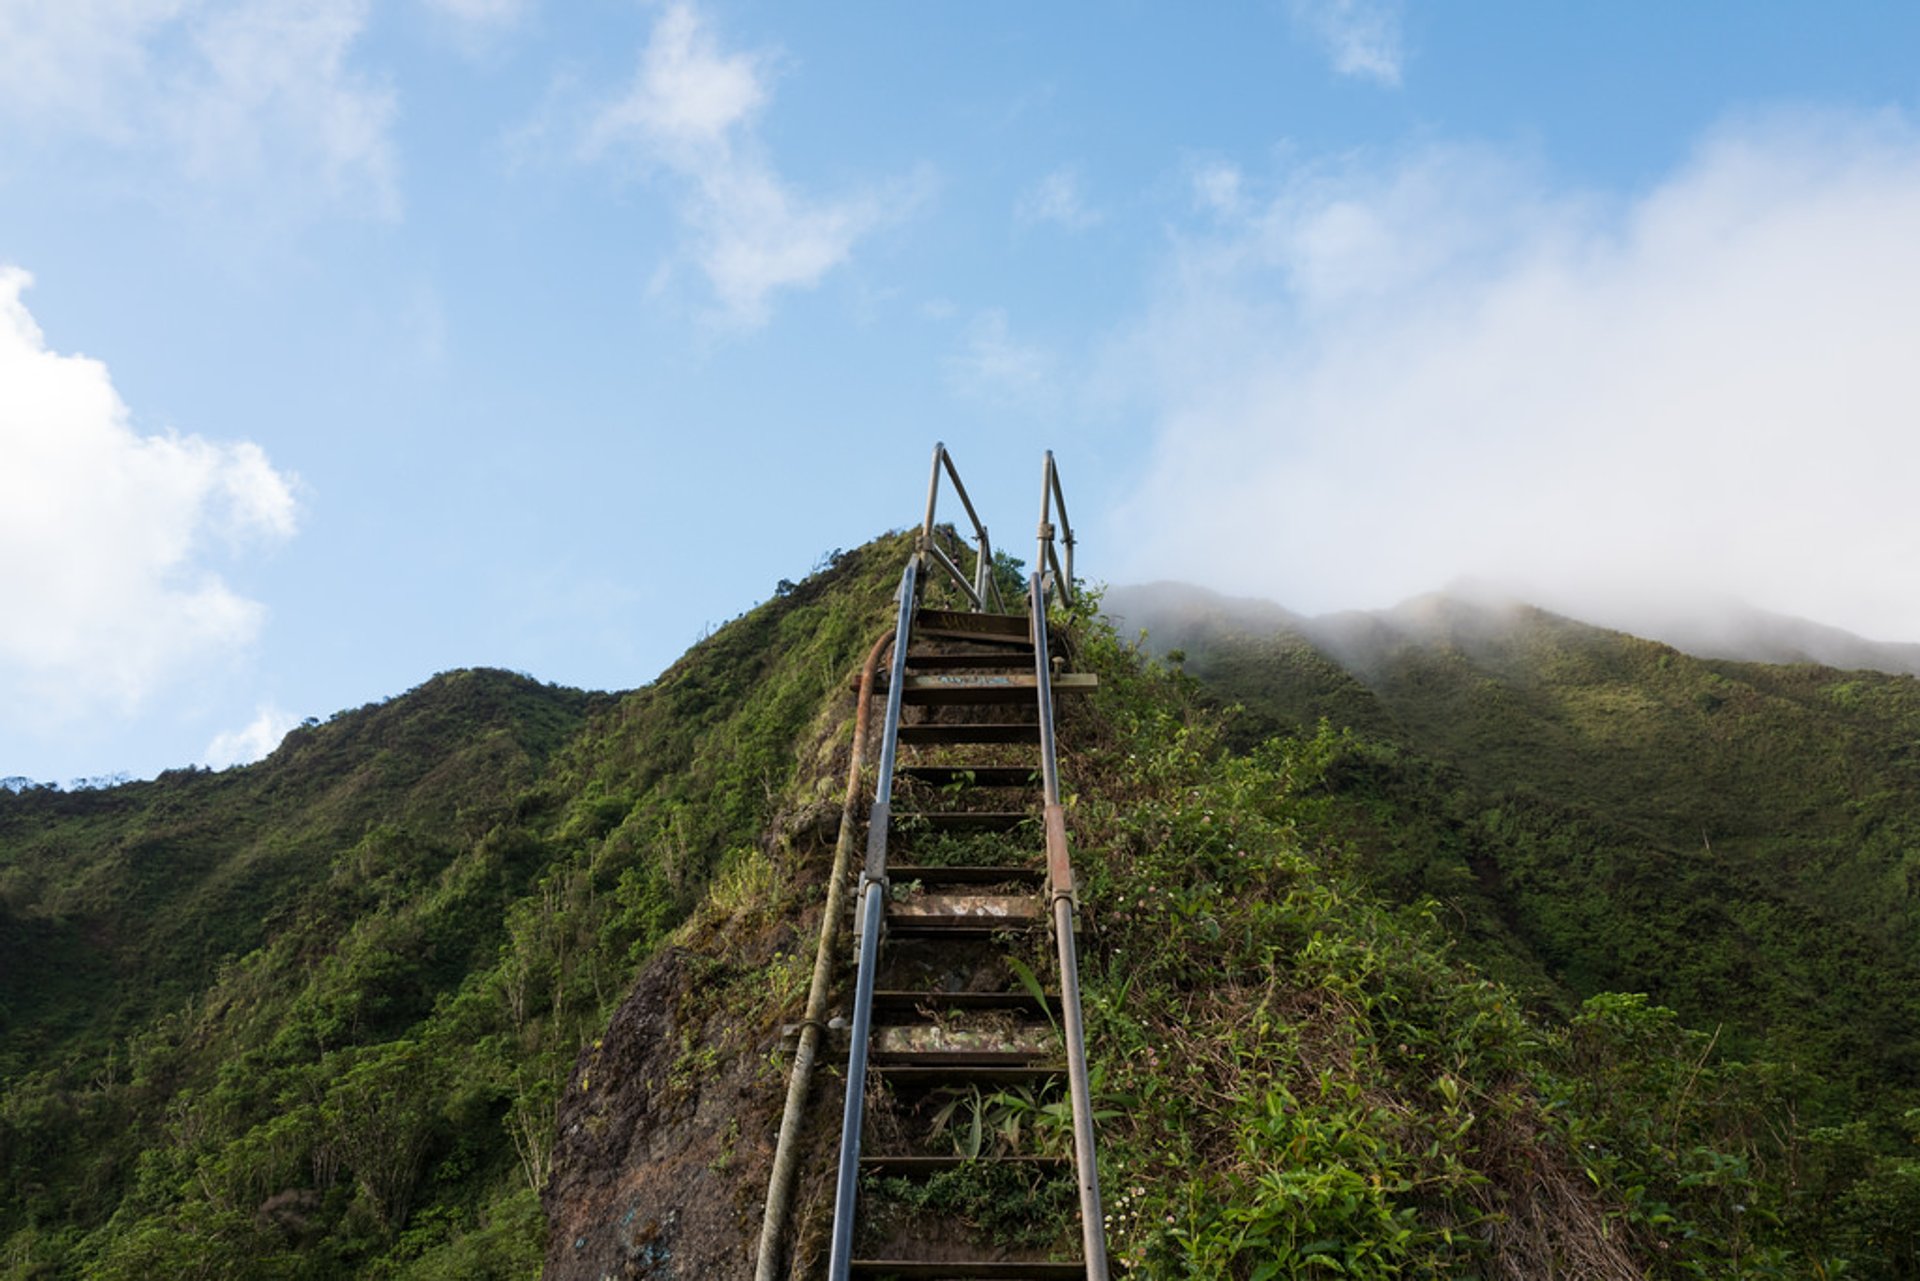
1107, 579, 1920, 1111
2, 548, 1916, 1277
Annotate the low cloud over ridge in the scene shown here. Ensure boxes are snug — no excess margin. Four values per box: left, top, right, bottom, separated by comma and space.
1112, 110, 1920, 643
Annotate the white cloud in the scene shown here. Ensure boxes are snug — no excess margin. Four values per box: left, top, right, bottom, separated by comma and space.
202, 703, 298, 768
1191, 161, 1245, 216
0, 267, 298, 719
0, 0, 396, 215
1018, 166, 1102, 230
1288, 0, 1404, 86
1112, 110, 1920, 642
584, 1, 909, 328
947, 309, 1055, 407
420, 0, 526, 26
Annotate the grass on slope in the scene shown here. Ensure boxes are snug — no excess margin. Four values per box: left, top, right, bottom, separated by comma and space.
0, 536, 912, 1279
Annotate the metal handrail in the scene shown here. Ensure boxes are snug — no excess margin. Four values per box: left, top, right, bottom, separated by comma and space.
1031, 570, 1109, 1279
920, 441, 1005, 613
1036, 450, 1076, 607
826, 556, 919, 1279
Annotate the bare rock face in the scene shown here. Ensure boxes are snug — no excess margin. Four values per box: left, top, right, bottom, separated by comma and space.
542, 946, 776, 1280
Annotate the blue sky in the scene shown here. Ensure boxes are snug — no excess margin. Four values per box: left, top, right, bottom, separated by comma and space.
4, 1, 1920, 782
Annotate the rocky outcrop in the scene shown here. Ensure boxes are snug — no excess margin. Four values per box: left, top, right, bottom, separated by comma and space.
543, 946, 780, 1280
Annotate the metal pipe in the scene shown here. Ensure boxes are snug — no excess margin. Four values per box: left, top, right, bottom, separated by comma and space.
939, 449, 991, 550
1029, 572, 1108, 1279
754, 630, 893, 1281
921, 442, 945, 550
973, 530, 991, 613
827, 882, 885, 1278
926, 541, 982, 609
826, 559, 919, 1279
1053, 896, 1105, 1279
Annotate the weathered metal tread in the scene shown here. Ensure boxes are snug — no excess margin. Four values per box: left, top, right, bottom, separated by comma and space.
897, 766, 1041, 788
903, 651, 1037, 672
886, 673, 1097, 705
886, 864, 1044, 887
916, 608, 1033, 639
849, 1261, 1086, 1279
898, 723, 1040, 745
870, 1064, 1064, 1087
902, 810, 1033, 832
859, 1154, 1070, 1176
886, 914, 1041, 937
872, 1048, 1056, 1067
871, 990, 1058, 1018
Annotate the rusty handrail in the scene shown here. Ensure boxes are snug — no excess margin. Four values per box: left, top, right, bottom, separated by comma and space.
1031, 568, 1108, 1278
754, 628, 895, 1281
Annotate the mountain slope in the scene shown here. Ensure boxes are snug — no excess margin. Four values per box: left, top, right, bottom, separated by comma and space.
4, 553, 1914, 1278
0, 538, 909, 1279
1107, 581, 1920, 1125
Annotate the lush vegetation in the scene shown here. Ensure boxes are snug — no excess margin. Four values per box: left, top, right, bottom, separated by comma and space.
6, 550, 1916, 1277
0, 538, 911, 1279
1111, 592, 1920, 1275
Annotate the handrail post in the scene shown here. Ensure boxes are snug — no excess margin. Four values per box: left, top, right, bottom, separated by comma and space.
973, 529, 991, 612
920, 442, 945, 561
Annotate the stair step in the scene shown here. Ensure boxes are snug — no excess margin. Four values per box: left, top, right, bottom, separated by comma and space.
782, 1016, 1058, 1057
916, 608, 1033, 641
872, 990, 1058, 1019
903, 652, 1037, 672
886, 865, 1043, 887
874, 1050, 1055, 1068
849, 1261, 1086, 1279
898, 723, 1040, 746
901, 811, 1032, 832
873, 1025, 1058, 1060
887, 895, 1041, 935
872, 1064, 1065, 1088
897, 766, 1040, 788
859, 1154, 1070, 1176
886, 673, 1096, 706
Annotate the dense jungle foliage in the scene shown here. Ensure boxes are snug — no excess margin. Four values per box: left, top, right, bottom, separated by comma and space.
1, 537, 913, 1278
1105, 585, 1920, 1274
3, 545, 1915, 1277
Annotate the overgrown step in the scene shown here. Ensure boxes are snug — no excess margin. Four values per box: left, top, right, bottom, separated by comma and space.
901, 811, 1032, 832
897, 723, 1040, 746
858, 1154, 1069, 1176
897, 766, 1041, 788
917, 606, 1036, 637
915, 608, 1034, 643
887, 893, 1041, 935
848, 1260, 1087, 1279
885, 865, 1044, 888
872, 1064, 1065, 1089
902, 651, 1036, 672
871, 990, 1059, 1019
871, 1024, 1059, 1062
884, 673, 1097, 705
781, 1017, 1058, 1057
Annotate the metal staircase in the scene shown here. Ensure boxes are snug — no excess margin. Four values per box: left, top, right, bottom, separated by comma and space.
759, 444, 1109, 1280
